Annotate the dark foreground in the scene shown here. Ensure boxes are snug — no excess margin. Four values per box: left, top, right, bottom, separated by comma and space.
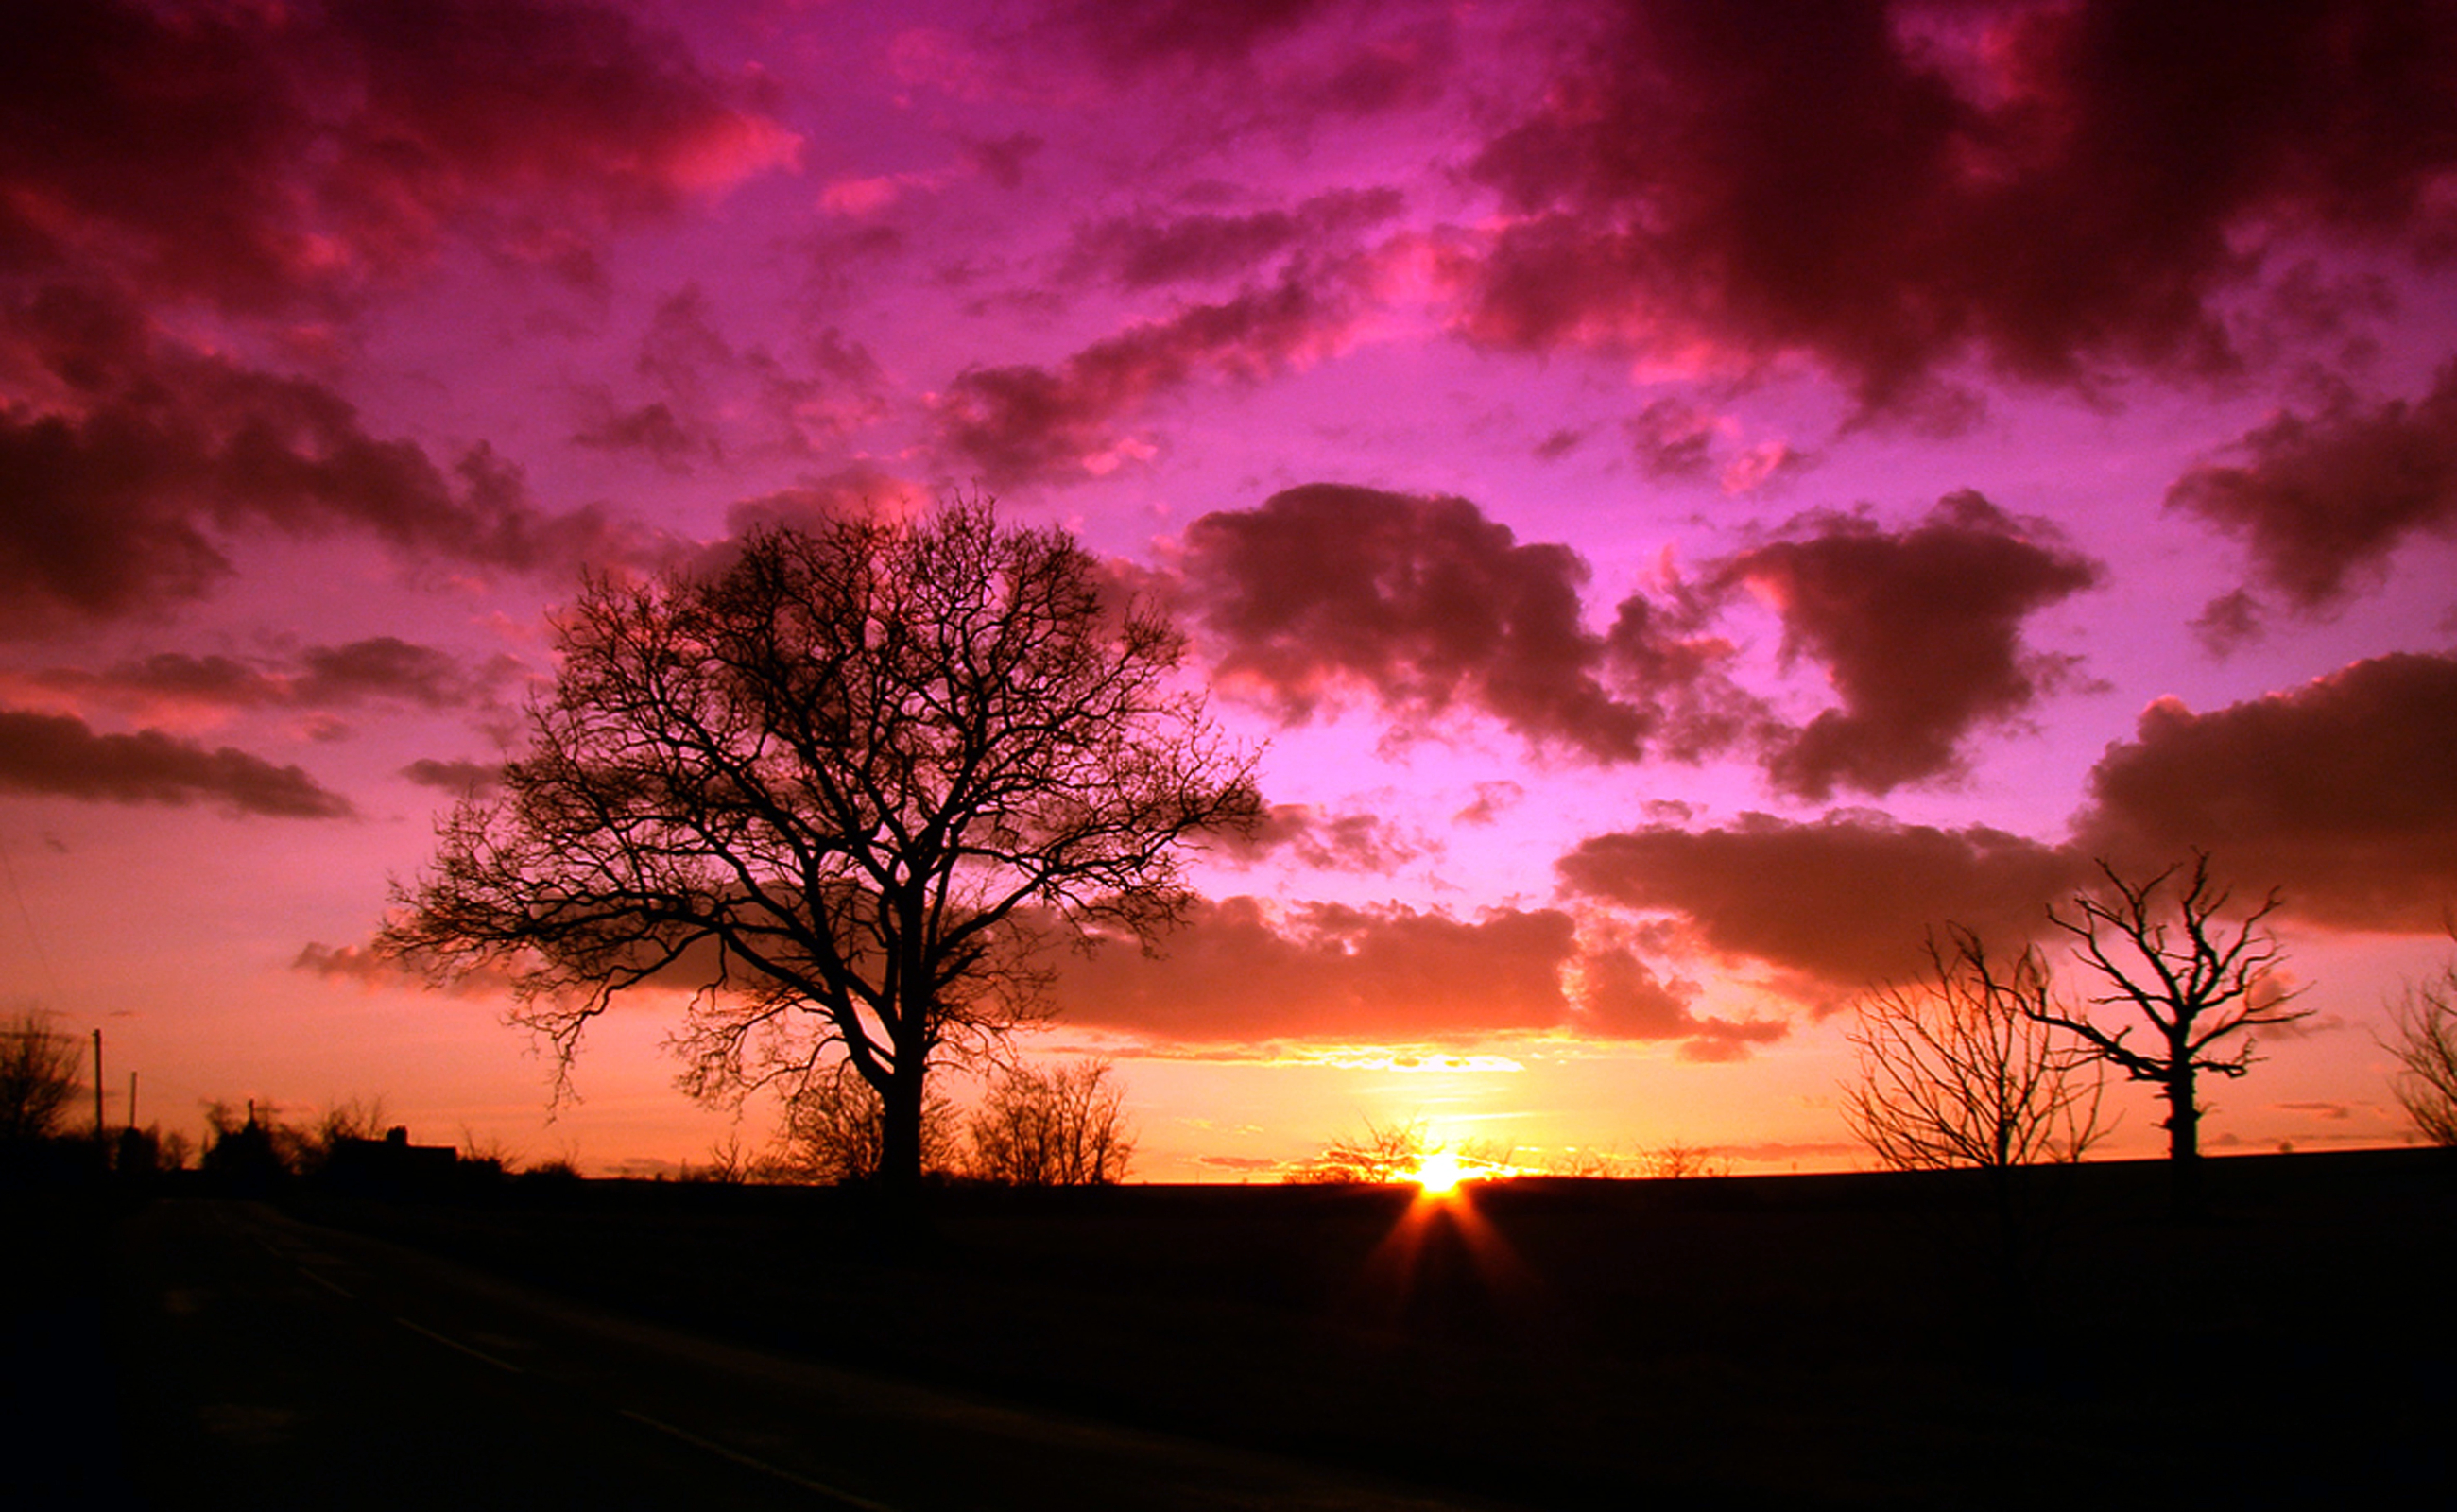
10, 1148, 2454, 1509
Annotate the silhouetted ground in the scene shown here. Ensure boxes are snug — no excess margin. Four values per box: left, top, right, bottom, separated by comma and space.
290, 1149, 2457, 1507
12, 1148, 2454, 1507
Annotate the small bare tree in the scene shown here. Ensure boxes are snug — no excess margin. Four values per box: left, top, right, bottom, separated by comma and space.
0, 1012, 82, 1149
1288, 1117, 1432, 1185
966, 1058, 1134, 1186
2032, 853, 2308, 1214
1845, 926, 2105, 1173
767, 1067, 958, 1185
2384, 954, 2457, 1145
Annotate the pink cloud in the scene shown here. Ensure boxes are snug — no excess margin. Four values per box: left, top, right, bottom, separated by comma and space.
1059, 894, 1761, 1054
936, 277, 1354, 484
1060, 188, 1406, 290
1210, 803, 1435, 874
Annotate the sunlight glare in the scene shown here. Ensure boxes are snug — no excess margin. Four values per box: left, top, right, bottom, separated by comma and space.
1413, 1150, 1467, 1195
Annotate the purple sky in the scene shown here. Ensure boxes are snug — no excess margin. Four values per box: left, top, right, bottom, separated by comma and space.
5, 0, 2455, 1178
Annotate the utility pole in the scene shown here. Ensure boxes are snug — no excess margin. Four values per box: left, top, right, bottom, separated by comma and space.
92, 1027, 104, 1138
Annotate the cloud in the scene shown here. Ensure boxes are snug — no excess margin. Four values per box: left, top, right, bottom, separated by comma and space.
294, 940, 513, 997
936, 277, 1353, 484
2167, 361, 2457, 611
1179, 483, 1744, 762
1726, 491, 2102, 798
400, 758, 505, 798
2071, 651, 2457, 932
0, 708, 352, 818
1064, 0, 1349, 74
1211, 803, 1434, 873
0, 287, 641, 635
0, 0, 798, 315
1556, 813, 2080, 1005
9, 638, 518, 721
1059, 893, 1754, 1053
1457, 0, 2457, 410
1569, 926, 1786, 1060
1061, 188, 1406, 289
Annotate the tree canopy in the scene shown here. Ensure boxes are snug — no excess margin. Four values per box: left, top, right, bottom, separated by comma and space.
385, 502, 1260, 1188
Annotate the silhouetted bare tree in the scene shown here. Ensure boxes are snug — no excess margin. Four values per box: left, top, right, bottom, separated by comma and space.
2385, 951, 2457, 1145
1845, 926, 2105, 1173
1289, 1118, 1433, 1184
1636, 1139, 1732, 1180
2032, 853, 2306, 1214
0, 1012, 81, 1151
385, 503, 1260, 1193
966, 1058, 1134, 1186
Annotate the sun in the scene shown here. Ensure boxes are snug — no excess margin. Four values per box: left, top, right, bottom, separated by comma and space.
1412, 1150, 1467, 1195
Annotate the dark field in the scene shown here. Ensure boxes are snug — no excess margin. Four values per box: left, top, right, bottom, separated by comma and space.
16, 1148, 2457, 1508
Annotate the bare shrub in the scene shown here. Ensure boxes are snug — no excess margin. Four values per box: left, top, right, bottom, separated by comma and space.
1288, 1117, 1431, 1184
1846, 926, 2105, 1173
1637, 1139, 1732, 1180
2386, 954, 2457, 1145
966, 1059, 1135, 1186
767, 1068, 958, 1185
0, 1012, 82, 1147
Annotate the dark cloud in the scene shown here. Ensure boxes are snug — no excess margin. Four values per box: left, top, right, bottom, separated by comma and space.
0, 0, 796, 315
0, 708, 352, 818
1556, 813, 2080, 1004
1211, 802, 1433, 873
2071, 652, 2457, 932
1060, 894, 1752, 1053
400, 759, 505, 798
937, 279, 1350, 484
1067, 0, 1345, 73
964, 132, 1045, 190
14, 638, 514, 715
1626, 398, 1718, 482
1181, 484, 1746, 762
576, 285, 882, 466
2167, 361, 2457, 611
294, 639, 516, 710
571, 400, 716, 472
1062, 188, 1406, 289
0, 287, 639, 635
1459, 0, 2457, 410
1727, 491, 2102, 798
1183, 483, 1610, 738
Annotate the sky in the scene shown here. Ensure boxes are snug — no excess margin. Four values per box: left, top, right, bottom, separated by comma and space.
5, 0, 2456, 1181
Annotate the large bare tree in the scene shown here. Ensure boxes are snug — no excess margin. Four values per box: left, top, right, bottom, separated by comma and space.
1844, 925, 2105, 1174
2031, 853, 2307, 1214
385, 503, 1260, 1191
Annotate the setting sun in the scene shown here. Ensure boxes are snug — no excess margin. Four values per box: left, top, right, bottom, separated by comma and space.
1413, 1151, 1467, 1195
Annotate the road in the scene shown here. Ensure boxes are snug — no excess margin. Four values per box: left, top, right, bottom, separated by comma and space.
104, 1199, 1511, 1511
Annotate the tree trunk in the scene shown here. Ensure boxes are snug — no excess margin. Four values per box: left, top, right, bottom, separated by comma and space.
2163, 1069, 2201, 1217
877, 1060, 925, 1197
